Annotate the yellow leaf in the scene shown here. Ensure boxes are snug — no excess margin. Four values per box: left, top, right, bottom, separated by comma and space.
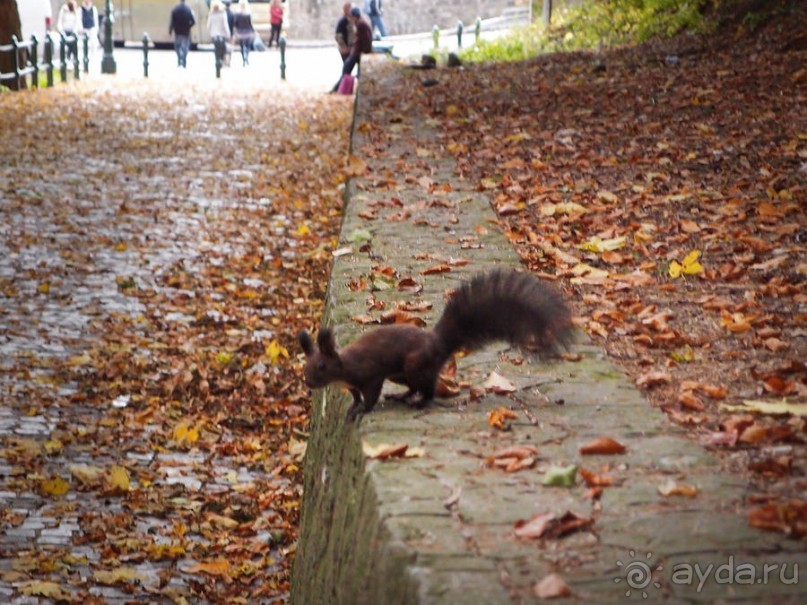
43, 439, 62, 455
295, 224, 311, 236
106, 465, 131, 493
186, 559, 231, 576
579, 236, 626, 253
19, 581, 70, 600
69, 353, 93, 366
669, 250, 704, 278
94, 567, 146, 585
265, 340, 289, 365
114, 242, 128, 252
38, 282, 50, 294
40, 476, 70, 497
173, 422, 200, 444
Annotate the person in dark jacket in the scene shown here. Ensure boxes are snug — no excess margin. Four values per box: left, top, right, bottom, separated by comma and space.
331, 7, 372, 93
169, 0, 196, 67
232, 0, 256, 66
334, 2, 353, 63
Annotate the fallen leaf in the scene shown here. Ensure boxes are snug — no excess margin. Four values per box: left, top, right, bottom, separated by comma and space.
748, 500, 807, 538
184, 559, 232, 577
481, 372, 516, 394
542, 465, 578, 487
721, 400, 807, 417
487, 407, 518, 430
579, 437, 626, 455
534, 573, 573, 599
658, 479, 699, 497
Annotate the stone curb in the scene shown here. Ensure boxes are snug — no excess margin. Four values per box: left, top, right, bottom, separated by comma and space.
290, 58, 806, 605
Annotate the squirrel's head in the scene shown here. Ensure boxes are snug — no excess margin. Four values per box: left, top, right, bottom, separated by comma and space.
297, 328, 342, 388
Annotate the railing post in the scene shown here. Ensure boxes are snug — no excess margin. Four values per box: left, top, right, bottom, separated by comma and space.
31, 35, 39, 89
475, 16, 482, 45
83, 32, 90, 73
432, 25, 439, 50
214, 36, 223, 78
279, 36, 286, 81
142, 33, 150, 78
457, 21, 463, 48
101, 0, 117, 74
59, 32, 67, 82
11, 36, 21, 90
44, 34, 54, 87
73, 35, 80, 80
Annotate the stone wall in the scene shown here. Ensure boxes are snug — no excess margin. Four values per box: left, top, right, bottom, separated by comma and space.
287, 0, 531, 40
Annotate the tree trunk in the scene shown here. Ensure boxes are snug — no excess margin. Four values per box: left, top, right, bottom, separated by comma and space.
0, 0, 23, 90
542, 0, 553, 28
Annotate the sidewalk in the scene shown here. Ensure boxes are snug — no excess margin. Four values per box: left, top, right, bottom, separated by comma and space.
290, 57, 806, 604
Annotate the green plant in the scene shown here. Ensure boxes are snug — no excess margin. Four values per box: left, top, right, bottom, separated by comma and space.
461, 0, 711, 62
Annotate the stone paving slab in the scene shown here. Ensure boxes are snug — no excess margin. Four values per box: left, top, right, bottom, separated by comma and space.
290, 58, 806, 604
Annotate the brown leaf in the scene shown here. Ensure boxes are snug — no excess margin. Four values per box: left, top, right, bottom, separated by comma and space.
748, 500, 807, 538
579, 437, 626, 455
636, 371, 672, 389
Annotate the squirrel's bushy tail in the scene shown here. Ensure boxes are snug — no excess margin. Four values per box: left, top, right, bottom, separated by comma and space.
433, 270, 573, 357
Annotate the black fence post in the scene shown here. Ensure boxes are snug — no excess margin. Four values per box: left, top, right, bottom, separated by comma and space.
44, 35, 54, 87
279, 36, 286, 80
214, 36, 224, 78
83, 33, 90, 73
73, 35, 80, 80
457, 21, 463, 48
59, 33, 67, 82
142, 34, 150, 78
31, 35, 39, 88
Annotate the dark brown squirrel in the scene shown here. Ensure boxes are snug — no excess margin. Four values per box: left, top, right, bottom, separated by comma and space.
297, 269, 573, 421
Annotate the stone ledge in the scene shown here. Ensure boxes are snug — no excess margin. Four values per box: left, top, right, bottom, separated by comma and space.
290, 59, 806, 605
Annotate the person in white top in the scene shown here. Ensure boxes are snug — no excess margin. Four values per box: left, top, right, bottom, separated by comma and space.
207, 0, 232, 66
57, 1, 80, 59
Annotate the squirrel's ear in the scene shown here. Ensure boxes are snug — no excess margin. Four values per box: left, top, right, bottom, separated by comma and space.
297, 330, 314, 356
317, 328, 338, 357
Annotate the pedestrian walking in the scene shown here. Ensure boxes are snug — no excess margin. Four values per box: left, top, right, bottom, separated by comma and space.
365, 0, 387, 39
79, 0, 99, 52
57, 1, 80, 60
331, 7, 372, 93
207, 0, 231, 67
232, 0, 256, 66
334, 2, 354, 63
169, 0, 196, 68
268, 0, 283, 48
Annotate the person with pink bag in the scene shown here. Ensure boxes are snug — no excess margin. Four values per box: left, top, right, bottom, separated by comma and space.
330, 7, 372, 94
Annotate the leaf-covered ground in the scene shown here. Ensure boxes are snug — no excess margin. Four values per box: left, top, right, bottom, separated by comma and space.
414, 13, 806, 530
0, 77, 352, 602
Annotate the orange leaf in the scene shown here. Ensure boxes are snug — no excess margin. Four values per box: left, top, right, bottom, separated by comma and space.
579, 437, 626, 455
487, 407, 518, 429
186, 559, 231, 577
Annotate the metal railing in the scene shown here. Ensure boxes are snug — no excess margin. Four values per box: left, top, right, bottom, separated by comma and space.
0, 33, 87, 90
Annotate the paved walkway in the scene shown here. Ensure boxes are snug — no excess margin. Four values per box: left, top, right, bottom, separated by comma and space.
291, 57, 806, 604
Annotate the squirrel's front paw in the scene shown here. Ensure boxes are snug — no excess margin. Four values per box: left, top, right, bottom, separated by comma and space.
346, 403, 363, 423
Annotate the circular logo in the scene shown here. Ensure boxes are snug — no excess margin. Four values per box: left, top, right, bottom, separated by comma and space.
614, 550, 663, 598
